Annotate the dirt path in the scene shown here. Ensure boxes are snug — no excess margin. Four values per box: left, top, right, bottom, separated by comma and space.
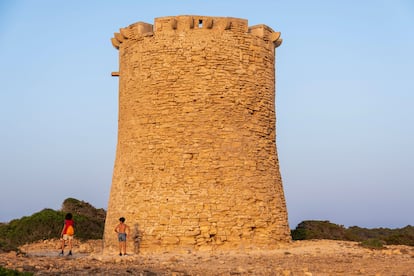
1, 239, 413, 275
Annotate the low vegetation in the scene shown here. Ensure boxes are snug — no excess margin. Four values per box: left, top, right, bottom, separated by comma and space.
359, 238, 386, 249
291, 220, 414, 247
0, 266, 33, 275
0, 198, 105, 252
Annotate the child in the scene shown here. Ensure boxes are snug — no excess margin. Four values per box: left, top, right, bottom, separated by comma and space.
114, 217, 130, 256
59, 213, 74, 256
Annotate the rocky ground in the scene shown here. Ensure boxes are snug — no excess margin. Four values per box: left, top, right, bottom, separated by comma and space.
1, 239, 413, 275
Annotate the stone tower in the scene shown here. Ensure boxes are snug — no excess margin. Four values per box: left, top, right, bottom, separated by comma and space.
103, 15, 290, 254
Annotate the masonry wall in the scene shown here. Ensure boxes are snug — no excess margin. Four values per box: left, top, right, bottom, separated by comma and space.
103, 15, 290, 254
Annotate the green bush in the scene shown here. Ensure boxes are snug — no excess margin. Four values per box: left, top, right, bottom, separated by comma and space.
0, 266, 33, 275
9, 209, 63, 244
384, 233, 414, 246
291, 220, 347, 240
291, 220, 414, 247
290, 228, 308, 240
0, 198, 106, 252
360, 238, 385, 249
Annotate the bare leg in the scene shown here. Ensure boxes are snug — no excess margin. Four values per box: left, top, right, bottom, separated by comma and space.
60, 239, 65, 255
68, 239, 73, 255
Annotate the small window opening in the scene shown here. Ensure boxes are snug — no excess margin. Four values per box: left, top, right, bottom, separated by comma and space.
198, 19, 203, 28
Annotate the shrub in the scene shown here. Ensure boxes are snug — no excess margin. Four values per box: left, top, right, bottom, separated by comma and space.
0, 198, 106, 252
291, 221, 414, 247
0, 266, 33, 275
291, 220, 347, 240
360, 238, 385, 249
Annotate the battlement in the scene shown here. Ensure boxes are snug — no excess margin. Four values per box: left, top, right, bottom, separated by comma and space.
111, 15, 282, 49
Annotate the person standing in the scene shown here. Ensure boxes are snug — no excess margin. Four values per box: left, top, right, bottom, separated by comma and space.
59, 213, 75, 256
114, 217, 130, 256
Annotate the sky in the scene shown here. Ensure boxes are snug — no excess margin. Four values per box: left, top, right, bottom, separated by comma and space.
1, 1, 413, 229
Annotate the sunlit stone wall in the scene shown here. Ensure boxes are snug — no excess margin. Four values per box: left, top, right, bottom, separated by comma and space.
103, 15, 290, 254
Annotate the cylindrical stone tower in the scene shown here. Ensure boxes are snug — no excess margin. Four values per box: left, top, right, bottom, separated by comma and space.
104, 15, 290, 254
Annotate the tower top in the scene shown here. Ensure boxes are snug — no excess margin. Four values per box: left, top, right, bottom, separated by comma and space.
111, 15, 283, 50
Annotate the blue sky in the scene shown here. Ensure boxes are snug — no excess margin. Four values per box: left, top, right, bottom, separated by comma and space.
1, 1, 413, 229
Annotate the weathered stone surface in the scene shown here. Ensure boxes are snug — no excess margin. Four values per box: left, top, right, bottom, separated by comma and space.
4, 239, 414, 275
103, 15, 290, 254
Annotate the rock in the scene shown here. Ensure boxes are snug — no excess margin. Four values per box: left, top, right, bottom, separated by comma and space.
282, 270, 291, 276
392, 249, 402, 255
236, 266, 246, 273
